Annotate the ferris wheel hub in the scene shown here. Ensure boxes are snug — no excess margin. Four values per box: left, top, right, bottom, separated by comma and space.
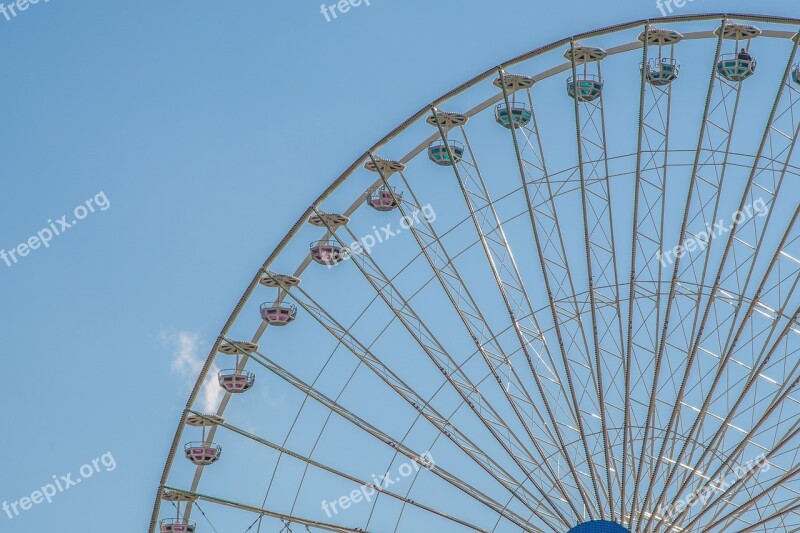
566, 520, 631, 533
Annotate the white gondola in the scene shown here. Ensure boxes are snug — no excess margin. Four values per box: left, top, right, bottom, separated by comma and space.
160, 491, 198, 532
565, 44, 606, 102
218, 369, 256, 393
567, 75, 604, 102
366, 185, 403, 211
160, 518, 197, 533
642, 58, 680, 86
715, 21, 760, 82
310, 240, 347, 266
217, 342, 256, 394
183, 442, 222, 466
260, 302, 298, 325
428, 140, 465, 166
495, 102, 532, 128
717, 53, 757, 82
184, 415, 223, 466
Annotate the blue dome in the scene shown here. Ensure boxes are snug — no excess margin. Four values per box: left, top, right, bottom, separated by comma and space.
567, 521, 631, 533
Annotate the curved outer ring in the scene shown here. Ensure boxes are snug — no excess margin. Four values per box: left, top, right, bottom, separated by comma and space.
149, 12, 800, 531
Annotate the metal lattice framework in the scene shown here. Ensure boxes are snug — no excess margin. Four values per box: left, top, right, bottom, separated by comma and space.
151, 13, 800, 533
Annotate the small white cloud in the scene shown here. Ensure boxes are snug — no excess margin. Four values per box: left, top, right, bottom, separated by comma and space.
160, 329, 223, 413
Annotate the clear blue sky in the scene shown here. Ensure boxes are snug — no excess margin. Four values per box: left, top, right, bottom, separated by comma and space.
1, 1, 799, 532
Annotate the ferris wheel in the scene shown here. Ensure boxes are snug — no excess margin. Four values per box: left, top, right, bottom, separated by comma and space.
150, 13, 800, 533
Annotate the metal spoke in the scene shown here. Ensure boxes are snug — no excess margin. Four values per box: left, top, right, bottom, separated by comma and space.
646, 36, 800, 529
264, 272, 562, 530
185, 411, 489, 532
429, 107, 602, 520
651, 208, 800, 530
631, 19, 728, 530
162, 487, 370, 532
702, 421, 800, 531
368, 151, 597, 519
735, 498, 800, 532
624, 24, 679, 526
495, 69, 609, 519
668, 302, 800, 530
568, 40, 626, 520
248, 345, 540, 531
660, 36, 800, 499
